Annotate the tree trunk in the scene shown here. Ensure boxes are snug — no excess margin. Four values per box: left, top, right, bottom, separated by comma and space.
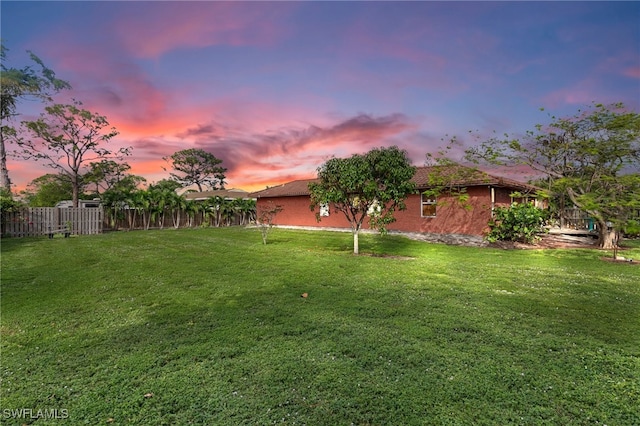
71, 174, 80, 208
353, 230, 359, 255
0, 134, 12, 192
566, 189, 619, 250
128, 210, 136, 230
597, 219, 617, 249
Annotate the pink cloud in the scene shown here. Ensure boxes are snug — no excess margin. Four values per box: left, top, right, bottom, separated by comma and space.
539, 78, 606, 108
114, 3, 295, 59
33, 108, 416, 192
172, 113, 418, 190
623, 67, 640, 79
7, 161, 51, 192
37, 39, 177, 134
34, 8, 300, 141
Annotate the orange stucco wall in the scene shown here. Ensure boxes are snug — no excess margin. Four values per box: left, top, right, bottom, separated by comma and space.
257, 186, 516, 236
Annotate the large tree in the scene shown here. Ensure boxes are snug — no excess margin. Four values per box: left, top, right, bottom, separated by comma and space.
0, 44, 70, 191
18, 101, 128, 207
466, 102, 640, 249
20, 173, 73, 207
83, 159, 133, 197
164, 148, 226, 191
309, 146, 416, 254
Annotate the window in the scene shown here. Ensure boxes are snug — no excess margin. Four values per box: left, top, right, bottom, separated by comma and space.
319, 203, 330, 217
421, 194, 436, 217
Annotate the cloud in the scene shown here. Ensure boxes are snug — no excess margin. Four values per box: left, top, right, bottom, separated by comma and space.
34, 4, 298, 139
174, 113, 417, 190
114, 3, 295, 59
39, 38, 177, 134
623, 67, 640, 79
176, 124, 220, 138
77, 112, 419, 191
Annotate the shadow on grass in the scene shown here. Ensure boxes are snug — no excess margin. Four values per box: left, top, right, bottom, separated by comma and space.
0, 235, 52, 253
266, 228, 422, 257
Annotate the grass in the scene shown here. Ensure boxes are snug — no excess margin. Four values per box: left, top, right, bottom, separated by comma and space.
1, 227, 639, 425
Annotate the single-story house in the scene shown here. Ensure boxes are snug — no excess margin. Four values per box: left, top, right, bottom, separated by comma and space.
250, 166, 542, 236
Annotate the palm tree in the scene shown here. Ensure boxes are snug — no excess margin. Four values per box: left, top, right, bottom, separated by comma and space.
237, 198, 256, 225
206, 196, 224, 227
101, 187, 129, 230
125, 189, 148, 230
184, 199, 201, 228
169, 192, 187, 229
221, 199, 236, 226
138, 190, 153, 230
202, 196, 221, 227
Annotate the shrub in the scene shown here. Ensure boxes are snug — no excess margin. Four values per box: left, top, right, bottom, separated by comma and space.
623, 219, 640, 238
0, 189, 23, 213
487, 202, 548, 244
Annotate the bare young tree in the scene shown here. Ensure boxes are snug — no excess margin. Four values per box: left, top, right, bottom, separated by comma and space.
256, 201, 283, 245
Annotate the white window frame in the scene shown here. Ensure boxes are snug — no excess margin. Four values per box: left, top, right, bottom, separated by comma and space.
421, 194, 436, 217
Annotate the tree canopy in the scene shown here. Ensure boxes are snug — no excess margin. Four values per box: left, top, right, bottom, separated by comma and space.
83, 159, 134, 196
466, 102, 640, 248
164, 148, 226, 191
19, 100, 128, 207
20, 173, 73, 207
308, 146, 416, 254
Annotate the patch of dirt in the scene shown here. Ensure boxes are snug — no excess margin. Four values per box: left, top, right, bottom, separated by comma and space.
488, 234, 598, 250
535, 234, 599, 249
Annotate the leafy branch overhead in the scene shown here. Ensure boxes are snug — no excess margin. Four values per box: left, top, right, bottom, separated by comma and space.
424, 146, 479, 211
1, 43, 71, 191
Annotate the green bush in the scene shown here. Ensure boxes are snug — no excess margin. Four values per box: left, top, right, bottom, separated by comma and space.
623, 219, 640, 238
487, 202, 548, 244
0, 189, 22, 213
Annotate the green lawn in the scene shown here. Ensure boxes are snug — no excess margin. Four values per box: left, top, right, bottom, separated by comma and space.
1, 228, 639, 425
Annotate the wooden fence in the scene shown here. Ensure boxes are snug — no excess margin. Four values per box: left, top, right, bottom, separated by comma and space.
1, 207, 103, 238
560, 207, 595, 230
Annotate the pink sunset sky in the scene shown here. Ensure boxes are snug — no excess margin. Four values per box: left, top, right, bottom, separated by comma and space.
2, 1, 639, 192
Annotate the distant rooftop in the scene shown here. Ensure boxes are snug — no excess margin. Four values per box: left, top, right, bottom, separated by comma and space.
183, 188, 253, 200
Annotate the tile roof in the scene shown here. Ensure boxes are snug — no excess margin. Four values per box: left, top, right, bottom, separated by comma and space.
183, 189, 252, 200
250, 179, 318, 198
249, 166, 539, 198
410, 166, 540, 192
